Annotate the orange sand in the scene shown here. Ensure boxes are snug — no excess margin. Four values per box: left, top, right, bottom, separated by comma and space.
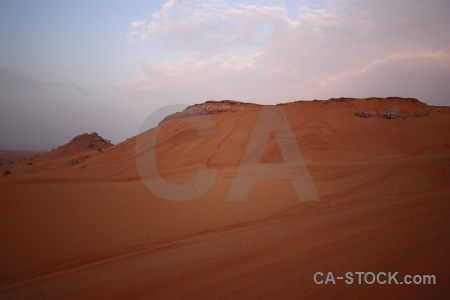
0, 98, 449, 299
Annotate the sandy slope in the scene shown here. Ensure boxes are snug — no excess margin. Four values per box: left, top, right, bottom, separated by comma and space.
0, 98, 449, 299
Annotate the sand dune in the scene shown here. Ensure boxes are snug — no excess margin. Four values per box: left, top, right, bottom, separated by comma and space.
0, 98, 449, 299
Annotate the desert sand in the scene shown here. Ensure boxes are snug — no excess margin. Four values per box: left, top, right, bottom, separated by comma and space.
0, 98, 449, 299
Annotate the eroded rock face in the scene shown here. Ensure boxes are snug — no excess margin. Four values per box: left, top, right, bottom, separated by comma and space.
354, 99, 430, 120
354, 106, 411, 119
355, 110, 378, 118
379, 105, 409, 119
159, 100, 260, 125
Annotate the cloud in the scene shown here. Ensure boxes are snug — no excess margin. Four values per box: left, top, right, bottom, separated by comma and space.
128, 0, 291, 55
317, 51, 450, 105
0, 67, 63, 93
320, 51, 450, 86
0, 67, 90, 98
121, 52, 265, 102
124, 0, 450, 105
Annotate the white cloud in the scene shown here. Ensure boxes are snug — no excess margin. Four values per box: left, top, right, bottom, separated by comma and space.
129, 0, 291, 55
122, 52, 266, 101
124, 0, 450, 105
317, 51, 450, 105
320, 51, 450, 87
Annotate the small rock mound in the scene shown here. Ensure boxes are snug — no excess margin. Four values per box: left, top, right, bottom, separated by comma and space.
70, 132, 112, 148
69, 132, 112, 148
159, 100, 260, 125
49, 132, 113, 156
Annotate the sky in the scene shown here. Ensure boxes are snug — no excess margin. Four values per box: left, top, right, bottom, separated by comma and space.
0, 0, 449, 150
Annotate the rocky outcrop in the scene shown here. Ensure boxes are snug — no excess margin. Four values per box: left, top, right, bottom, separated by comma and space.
324, 98, 355, 106
354, 100, 430, 119
379, 105, 409, 119
44, 132, 113, 158
69, 132, 113, 149
33, 132, 113, 165
354, 110, 378, 118
354, 106, 410, 119
159, 98, 430, 123
159, 100, 260, 125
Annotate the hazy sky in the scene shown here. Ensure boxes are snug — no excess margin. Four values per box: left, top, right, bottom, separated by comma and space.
1, 0, 449, 150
